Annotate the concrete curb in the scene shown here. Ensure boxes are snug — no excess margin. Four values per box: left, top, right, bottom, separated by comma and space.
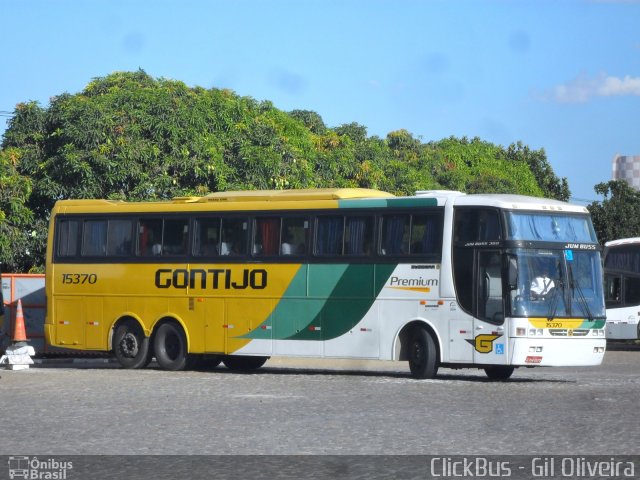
32, 357, 119, 366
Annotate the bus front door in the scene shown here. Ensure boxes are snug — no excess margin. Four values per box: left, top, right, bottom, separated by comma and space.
473, 250, 509, 366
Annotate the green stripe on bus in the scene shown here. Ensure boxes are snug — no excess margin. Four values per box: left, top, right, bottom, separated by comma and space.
241, 264, 347, 340
243, 263, 397, 341
338, 199, 393, 209
385, 197, 438, 208
338, 197, 438, 209
582, 319, 606, 329
287, 263, 396, 340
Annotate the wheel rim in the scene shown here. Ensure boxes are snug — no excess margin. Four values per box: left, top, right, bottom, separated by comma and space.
120, 332, 140, 358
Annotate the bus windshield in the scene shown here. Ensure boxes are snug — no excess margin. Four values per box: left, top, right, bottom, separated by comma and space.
505, 212, 597, 242
508, 248, 605, 320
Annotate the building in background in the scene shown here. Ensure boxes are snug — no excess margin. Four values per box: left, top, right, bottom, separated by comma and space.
612, 154, 640, 190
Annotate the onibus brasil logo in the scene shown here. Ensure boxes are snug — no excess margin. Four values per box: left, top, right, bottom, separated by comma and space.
8, 456, 73, 479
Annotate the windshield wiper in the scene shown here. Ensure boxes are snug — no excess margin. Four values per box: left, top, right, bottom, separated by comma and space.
567, 262, 594, 321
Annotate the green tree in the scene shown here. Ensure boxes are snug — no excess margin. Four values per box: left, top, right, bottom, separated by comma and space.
0, 70, 572, 272
288, 110, 327, 135
0, 147, 45, 272
505, 141, 570, 201
588, 180, 640, 244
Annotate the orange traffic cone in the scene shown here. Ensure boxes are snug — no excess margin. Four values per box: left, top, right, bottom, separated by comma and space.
12, 299, 28, 344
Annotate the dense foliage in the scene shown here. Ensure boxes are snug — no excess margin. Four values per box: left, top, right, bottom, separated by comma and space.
1, 70, 569, 272
588, 180, 640, 244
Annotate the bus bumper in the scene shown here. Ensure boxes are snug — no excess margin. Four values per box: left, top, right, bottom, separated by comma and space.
510, 338, 606, 367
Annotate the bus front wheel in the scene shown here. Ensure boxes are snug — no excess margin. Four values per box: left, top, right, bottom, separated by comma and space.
222, 355, 268, 371
408, 327, 438, 379
113, 321, 151, 369
153, 322, 197, 371
484, 366, 515, 381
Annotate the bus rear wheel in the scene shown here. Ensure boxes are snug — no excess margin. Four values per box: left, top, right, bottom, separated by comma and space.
408, 327, 438, 379
222, 355, 268, 371
200, 355, 222, 370
153, 322, 197, 371
113, 321, 151, 369
484, 366, 515, 380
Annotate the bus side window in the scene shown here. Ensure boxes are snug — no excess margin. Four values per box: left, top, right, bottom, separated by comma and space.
194, 218, 221, 257
623, 276, 640, 307
455, 208, 501, 242
380, 215, 409, 255
106, 219, 133, 256
410, 214, 443, 258
220, 218, 248, 256
281, 217, 308, 255
344, 216, 374, 255
137, 219, 163, 256
163, 219, 189, 255
254, 217, 280, 256
604, 274, 621, 307
316, 216, 344, 256
82, 220, 107, 256
57, 219, 80, 257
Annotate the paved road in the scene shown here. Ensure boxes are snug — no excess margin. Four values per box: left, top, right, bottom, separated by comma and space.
1, 346, 638, 456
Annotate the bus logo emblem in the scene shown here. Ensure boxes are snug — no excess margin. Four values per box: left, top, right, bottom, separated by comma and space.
466, 334, 502, 353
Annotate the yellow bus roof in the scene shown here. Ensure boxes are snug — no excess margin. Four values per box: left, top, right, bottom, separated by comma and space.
194, 188, 394, 203
52, 188, 396, 212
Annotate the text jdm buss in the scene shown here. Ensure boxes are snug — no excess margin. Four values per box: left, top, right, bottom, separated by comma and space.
44, 188, 606, 379
603, 237, 640, 340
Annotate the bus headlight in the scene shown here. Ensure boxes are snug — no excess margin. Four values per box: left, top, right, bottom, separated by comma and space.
529, 328, 544, 336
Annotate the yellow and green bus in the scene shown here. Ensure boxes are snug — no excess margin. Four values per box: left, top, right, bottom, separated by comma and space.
45, 188, 606, 379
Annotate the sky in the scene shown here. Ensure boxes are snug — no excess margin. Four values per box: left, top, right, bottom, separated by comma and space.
1, 0, 639, 203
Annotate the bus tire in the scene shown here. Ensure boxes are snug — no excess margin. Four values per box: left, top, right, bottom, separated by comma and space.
223, 355, 268, 371
153, 322, 193, 371
200, 355, 222, 370
113, 321, 151, 369
484, 366, 515, 380
408, 327, 438, 379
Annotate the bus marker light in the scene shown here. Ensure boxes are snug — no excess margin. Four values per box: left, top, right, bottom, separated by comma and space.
360, 328, 372, 332
87, 321, 99, 326
309, 326, 321, 331
260, 325, 272, 330
59, 321, 69, 325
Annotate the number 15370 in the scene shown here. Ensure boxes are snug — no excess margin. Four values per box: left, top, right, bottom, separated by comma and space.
62, 273, 97, 284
